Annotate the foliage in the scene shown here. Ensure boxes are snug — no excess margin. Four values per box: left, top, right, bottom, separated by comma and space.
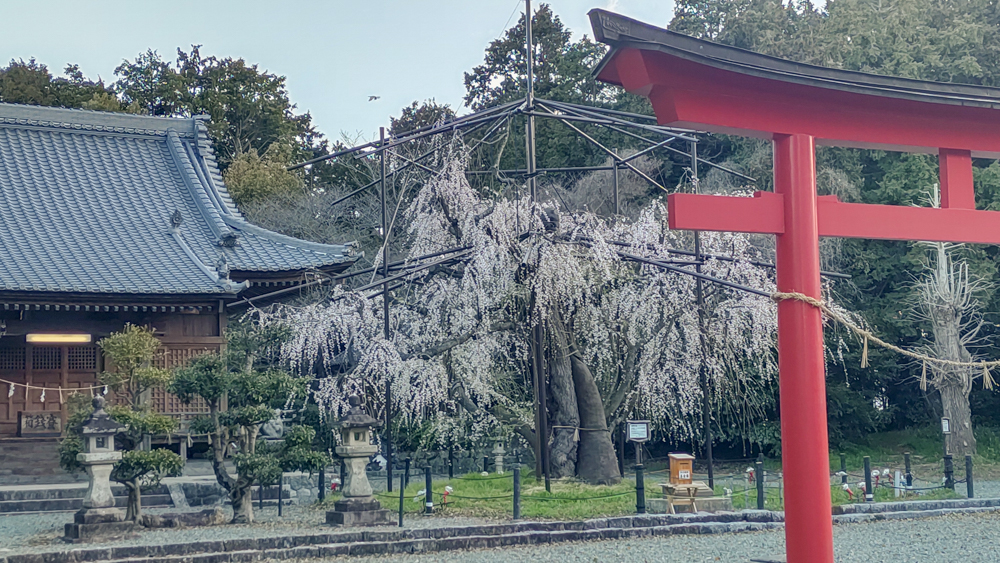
58, 393, 97, 473
667, 0, 1000, 440
111, 449, 184, 492
0, 59, 115, 108
277, 425, 329, 474
263, 145, 778, 481
94, 324, 182, 521
223, 143, 303, 206
114, 46, 319, 168
169, 323, 308, 524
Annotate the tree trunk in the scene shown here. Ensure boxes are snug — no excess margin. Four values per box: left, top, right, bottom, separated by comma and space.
547, 318, 579, 478
230, 475, 255, 524
940, 381, 976, 457
124, 479, 141, 523
570, 353, 621, 484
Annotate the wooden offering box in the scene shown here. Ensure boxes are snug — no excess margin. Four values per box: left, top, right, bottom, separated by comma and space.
669, 453, 695, 485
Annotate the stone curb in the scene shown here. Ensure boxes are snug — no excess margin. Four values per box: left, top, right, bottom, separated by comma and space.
831, 497, 1000, 515
5, 502, 998, 563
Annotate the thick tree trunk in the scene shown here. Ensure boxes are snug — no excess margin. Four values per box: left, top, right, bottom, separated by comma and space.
230, 480, 254, 524
570, 353, 621, 484
940, 381, 976, 457
548, 321, 579, 478
124, 479, 141, 523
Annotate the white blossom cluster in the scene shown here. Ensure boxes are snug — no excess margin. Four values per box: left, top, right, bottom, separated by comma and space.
260, 148, 780, 444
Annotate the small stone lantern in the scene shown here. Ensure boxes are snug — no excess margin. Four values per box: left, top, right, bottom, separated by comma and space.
326, 396, 393, 527
492, 442, 506, 474
64, 396, 136, 542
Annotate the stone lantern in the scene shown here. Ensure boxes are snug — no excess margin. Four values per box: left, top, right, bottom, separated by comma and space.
64, 396, 135, 542
326, 396, 393, 526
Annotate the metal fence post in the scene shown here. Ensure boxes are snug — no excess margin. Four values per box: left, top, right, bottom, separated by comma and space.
513, 466, 521, 520
398, 473, 405, 527
944, 455, 954, 491
904, 452, 912, 488
756, 460, 765, 510
448, 448, 454, 479
319, 467, 326, 502
840, 453, 847, 485
258, 481, 264, 511
277, 477, 283, 517
966, 455, 974, 499
404, 458, 411, 489
635, 463, 646, 514
424, 466, 433, 514
863, 456, 873, 501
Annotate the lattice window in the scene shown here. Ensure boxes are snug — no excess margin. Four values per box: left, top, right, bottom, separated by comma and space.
32, 347, 61, 370
150, 346, 216, 417
0, 347, 25, 370
68, 346, 98, 371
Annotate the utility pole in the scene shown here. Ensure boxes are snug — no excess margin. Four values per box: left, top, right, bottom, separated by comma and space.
692, 140, 714, 489
381, 126, 393, 492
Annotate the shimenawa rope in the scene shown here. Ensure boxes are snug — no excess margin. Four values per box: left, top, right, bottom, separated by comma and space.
771, 291, 997, 390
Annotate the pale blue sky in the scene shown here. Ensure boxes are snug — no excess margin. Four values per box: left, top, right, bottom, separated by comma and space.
1, 1, 675, 144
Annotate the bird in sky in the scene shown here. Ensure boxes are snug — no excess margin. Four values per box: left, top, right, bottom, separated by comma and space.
368, 95, 381, 101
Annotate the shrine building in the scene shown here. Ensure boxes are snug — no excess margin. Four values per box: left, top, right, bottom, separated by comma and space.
0, 103, 358, 462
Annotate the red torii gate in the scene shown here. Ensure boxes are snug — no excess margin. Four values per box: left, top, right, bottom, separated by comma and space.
590, 10, 1000, 563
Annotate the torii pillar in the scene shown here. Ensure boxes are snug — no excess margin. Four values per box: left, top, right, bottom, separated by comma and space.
590, 9, 1000, 563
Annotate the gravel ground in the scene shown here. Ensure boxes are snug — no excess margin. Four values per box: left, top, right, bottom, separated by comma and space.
341, 511, 1000, 563
3, 483, 1000, 561
0, 503, 489, 556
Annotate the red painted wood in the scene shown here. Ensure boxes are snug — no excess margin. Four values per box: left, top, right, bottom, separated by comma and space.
939, 149, 976, 209
668, 193, 1000, 244
774, 134, 833, 563
667, 191, 784, 234
606, 48, 1000, 157
601, 32, 1000, 563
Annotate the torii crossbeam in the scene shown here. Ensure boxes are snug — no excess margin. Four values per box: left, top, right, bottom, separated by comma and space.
591, 10, 1000, 563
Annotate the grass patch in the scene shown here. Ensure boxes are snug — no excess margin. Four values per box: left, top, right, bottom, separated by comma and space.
367, 471, 637, 520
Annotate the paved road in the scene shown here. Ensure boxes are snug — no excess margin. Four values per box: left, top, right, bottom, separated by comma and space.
345, 511, 1000, 563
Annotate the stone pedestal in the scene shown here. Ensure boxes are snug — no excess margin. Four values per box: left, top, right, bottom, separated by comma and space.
327, 443, 394, 527
64, 507, 136, 543
325, 498, 394, 526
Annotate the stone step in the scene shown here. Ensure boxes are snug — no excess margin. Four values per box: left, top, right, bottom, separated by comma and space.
0, 513, 786, 563
0, 493, 173, 513
0, 485, 169, 502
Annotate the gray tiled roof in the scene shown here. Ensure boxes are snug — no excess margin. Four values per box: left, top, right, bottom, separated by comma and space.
0, 103, 358, 296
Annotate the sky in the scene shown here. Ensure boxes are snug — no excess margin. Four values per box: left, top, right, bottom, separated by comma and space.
1, 1, 675, 144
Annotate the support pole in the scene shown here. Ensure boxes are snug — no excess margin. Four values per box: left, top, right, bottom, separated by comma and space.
613, 148, 620, 215
319, 467, 325, 502
513, 466, 521, 520
424, 466, 433, 514
277, 477, 283, 517
398, 472, 405, 527
840, 453, 847, 485
756, 460, 765, 510
944, 455, 954, 491
524, 0, 549, 494
774, 134, 832, 563
966, 455, 974, 498
692, 140, 713, 490
381, 126, 393, 494
863, 456, 873, 502
905, 452, 913, 487
635, 462, 646, 514
448, 446, 454, 479
404, 458, 411, 489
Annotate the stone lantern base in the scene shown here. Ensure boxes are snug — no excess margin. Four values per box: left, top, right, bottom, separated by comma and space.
63, 507, 137, 543
326, 497, 394, 527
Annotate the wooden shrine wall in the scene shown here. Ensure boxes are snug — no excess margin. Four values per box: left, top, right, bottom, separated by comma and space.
0, 308, 225, 437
